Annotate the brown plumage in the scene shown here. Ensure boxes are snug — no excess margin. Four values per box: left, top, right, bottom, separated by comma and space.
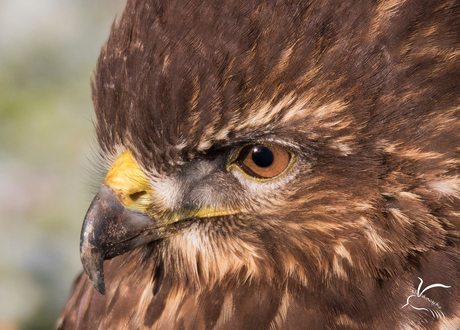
57, 0, 460, 329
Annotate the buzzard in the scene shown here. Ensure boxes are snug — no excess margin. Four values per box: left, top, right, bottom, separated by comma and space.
58, 0, 460, 329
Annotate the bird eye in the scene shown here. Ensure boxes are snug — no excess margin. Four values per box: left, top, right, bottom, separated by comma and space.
235, 144, 292, 179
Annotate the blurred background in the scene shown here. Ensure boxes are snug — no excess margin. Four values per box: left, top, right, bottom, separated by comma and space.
0, 0, 126, 328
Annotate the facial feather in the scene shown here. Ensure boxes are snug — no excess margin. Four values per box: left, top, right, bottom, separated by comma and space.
58, 0, 460, 328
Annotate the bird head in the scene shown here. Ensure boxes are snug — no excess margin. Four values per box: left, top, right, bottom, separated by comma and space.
79, 0, 459, 297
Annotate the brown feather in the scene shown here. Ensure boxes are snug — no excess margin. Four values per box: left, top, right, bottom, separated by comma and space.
58, 0, 460, 329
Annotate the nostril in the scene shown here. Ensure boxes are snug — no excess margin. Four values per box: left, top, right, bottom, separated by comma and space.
129, 191, 147, 201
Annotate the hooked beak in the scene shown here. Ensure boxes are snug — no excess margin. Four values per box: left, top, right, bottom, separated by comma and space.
79, 150, 237, 295
79, 151, 158, 295
80, 185, 159, 295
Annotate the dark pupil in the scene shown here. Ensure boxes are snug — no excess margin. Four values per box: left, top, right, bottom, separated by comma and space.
251, 146, 274, 167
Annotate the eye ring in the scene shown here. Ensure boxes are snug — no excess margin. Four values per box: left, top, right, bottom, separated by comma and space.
230, 143, 294, 180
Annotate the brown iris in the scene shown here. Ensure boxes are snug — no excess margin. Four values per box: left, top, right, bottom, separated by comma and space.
236, 144, 291, 179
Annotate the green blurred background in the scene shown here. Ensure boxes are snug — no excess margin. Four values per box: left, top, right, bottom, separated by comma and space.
0, 0, 126, 328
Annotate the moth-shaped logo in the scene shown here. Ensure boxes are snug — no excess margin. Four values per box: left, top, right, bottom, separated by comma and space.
402, 277, 451, 319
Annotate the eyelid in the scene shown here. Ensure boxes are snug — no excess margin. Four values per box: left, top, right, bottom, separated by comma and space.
227, 143, 296, 181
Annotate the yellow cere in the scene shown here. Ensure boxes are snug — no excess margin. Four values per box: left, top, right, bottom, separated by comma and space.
104, 150, 153, 211
104, 151, 238, 221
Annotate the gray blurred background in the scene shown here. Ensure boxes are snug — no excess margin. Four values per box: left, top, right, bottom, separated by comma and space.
0, 0, 126, 328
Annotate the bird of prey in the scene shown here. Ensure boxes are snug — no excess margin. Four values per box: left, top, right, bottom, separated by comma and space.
57, 0, 460, 329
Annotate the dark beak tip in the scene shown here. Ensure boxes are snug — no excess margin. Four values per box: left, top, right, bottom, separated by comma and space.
82, 258, 106, 295
91, 275, 106, 295
80, 244, 107, 295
